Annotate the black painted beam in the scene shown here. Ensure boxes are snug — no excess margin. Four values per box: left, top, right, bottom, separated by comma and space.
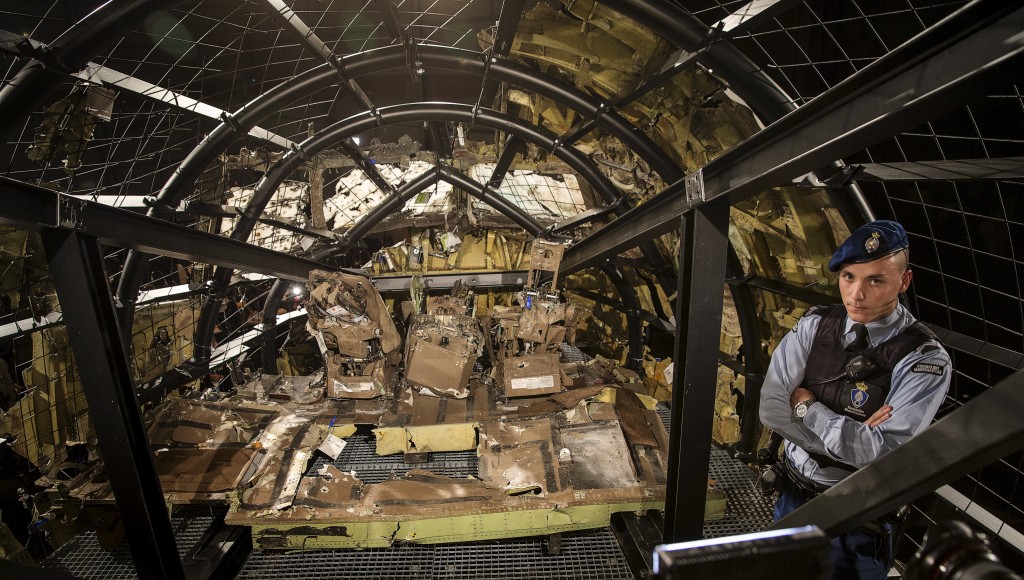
561, 1, 1024, 275
478, 0, 527, 106
549, 202, 620, 234
436, 166, 545, 237
261, 0, 376, 110
773, 367, 1024, 536
337, 139, 396, 195
852, 157, 1024, 181
488, 135, 523, 189
41, 230, 183, 579
664, 199, 731, 542
183, 203, 340, 242
0, 176, 332, 283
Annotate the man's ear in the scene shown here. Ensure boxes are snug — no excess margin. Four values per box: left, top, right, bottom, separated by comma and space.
900, 268, 913, 293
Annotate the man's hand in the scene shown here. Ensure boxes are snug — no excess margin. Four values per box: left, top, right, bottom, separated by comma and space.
790, 387, 815, 408
863, 404, 893, 428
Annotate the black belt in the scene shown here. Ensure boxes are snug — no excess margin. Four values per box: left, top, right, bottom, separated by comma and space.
779, 460, 905, 539
780, 458, 830, 499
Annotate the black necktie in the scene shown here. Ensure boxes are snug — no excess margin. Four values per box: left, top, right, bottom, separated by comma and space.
847, 323, 870, 352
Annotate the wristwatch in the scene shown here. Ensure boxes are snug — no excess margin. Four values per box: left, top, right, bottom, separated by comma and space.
793, 398, 816, 420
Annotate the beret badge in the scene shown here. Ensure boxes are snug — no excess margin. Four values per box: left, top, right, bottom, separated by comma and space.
864, 231, 881, 253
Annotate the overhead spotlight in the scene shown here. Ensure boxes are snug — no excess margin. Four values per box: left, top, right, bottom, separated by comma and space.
291, 285, 304, 296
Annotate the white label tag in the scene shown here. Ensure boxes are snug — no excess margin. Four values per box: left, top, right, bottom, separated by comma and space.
511, 375, 555, 390
663, 362, 674, 385
334, 379, 374, 393
317, 434, 347, 461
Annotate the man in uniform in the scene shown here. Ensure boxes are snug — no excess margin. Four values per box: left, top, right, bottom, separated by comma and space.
759, 220, 952, 579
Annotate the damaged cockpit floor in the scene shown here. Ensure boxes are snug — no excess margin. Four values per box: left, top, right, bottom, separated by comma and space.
63, 355, 725, 549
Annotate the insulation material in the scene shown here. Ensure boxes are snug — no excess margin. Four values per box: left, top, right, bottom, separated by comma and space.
503, 353, 563, 398
467, 164, 588, 221
327, 161, 453, 230
373, 423, 478, 456
221, 182, 310, 253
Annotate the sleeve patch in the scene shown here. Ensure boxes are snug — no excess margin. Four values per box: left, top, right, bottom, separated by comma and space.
912, 363, 945, 376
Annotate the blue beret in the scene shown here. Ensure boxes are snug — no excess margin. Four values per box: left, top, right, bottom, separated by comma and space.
828, 220, 908, 272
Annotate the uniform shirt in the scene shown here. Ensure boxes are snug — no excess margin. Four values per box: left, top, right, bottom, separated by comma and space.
759, 304, 951, 486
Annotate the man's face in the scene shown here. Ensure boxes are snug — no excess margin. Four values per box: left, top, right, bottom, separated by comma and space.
838, 253, 912, 323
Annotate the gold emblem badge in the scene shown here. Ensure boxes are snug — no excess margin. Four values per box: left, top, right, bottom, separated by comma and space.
865, 231, 880, 253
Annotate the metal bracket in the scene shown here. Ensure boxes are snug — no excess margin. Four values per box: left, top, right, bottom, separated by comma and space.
684, 169, 705, 204
56, 194, 86, 231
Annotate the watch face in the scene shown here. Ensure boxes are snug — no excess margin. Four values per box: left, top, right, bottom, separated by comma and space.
795, 401, 810, 418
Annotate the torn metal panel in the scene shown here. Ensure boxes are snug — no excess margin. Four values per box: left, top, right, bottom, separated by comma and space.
404, 313, 482, 398
239, 411, 326, 511
558, 422, 639, 489
155, 448, 257, 494
502, 352, 564, 398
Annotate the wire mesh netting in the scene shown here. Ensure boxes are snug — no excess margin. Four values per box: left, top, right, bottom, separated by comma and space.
2, 0, 1023, 573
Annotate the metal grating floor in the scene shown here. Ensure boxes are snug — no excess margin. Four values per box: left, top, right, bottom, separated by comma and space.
656, 405, 775, 538
306, 429, 479, 483
41, 505, 222, 579
239, 527, 636, 579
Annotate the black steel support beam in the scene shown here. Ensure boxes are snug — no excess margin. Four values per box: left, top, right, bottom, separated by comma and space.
562, 1, 1024, 276
342, 166, 440, 243
664, 199, 731, 542
488, 135, 523, 189
437, 166, 546, 237
491, 0, 527, 57
774, 367, 1024, 536
0, 176, 331, 283
183, 203, 340, 242
739, 275, 834, 306
852, 157, 1024, 181
478, 0, 527, 106
260, 0, 375, 111
337, 138, 396, 195
564, 286, 674, 333
601, 265, 646, 370
549, 202, 619, 234
40, 230, 183, 579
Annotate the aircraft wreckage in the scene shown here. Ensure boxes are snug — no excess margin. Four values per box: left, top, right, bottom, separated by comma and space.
52, 237, 723, 550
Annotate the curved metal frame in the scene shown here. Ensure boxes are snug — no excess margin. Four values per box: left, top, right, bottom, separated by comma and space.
0, 0, 845, 459
189, 102, 633, 362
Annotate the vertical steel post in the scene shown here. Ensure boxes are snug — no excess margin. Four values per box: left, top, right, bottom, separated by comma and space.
41, 229, 184, 580
663, 193, 731, 542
